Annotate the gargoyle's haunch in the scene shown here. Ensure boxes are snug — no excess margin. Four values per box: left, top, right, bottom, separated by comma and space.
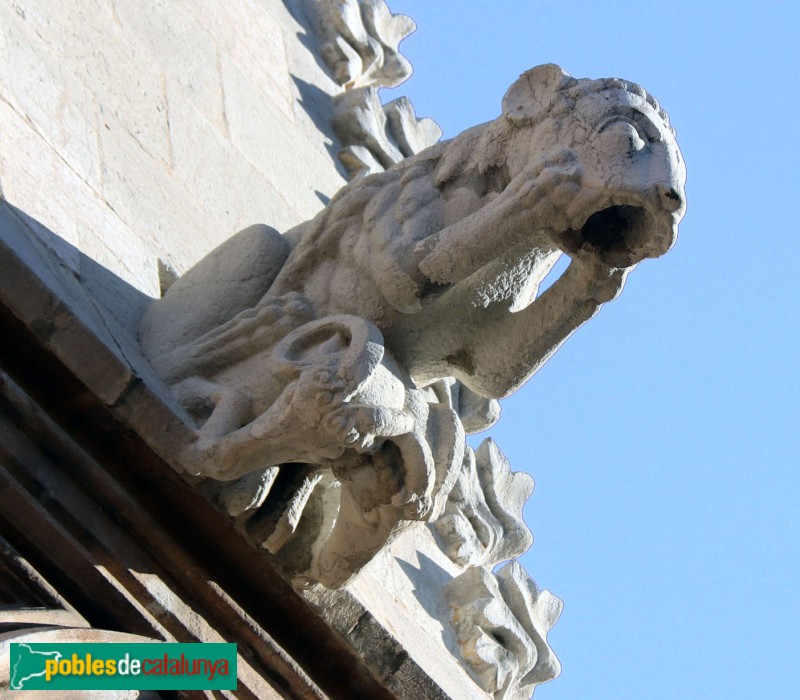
140, 64, 685, 587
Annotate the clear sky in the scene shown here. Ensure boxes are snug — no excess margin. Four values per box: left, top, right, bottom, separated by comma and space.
385, 2, 800, 699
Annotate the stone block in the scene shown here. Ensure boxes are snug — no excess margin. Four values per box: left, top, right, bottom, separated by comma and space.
348, 527, 486, 700
15, 0, 169, 163
97, 107, 227, 277
0, 99, 158, 296
197, 0, 345, 172
184, 0, 295, 121
166, 83, 304, 236
0, 203, 135, 405
113, 0, 227, 133
221, 57, 346, 220
0, 3, 101, 190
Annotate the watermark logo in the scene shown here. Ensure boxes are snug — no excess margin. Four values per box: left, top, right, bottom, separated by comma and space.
9, 643, 237, 691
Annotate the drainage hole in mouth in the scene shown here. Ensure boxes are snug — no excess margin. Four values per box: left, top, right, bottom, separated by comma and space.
580, 205, 644, 251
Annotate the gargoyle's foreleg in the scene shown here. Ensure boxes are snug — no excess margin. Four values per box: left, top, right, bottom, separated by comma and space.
395, 253, 629, 399
468, 255, 630, 398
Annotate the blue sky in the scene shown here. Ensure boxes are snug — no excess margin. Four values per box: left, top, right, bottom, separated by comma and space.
386, 2, 800, 698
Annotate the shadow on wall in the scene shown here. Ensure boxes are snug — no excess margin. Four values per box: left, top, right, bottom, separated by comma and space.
4, 203, 153, 323
285, 0, 337, 76
291, 75, 349, 177
279, 0, 352, 180
395, 552, 462, 657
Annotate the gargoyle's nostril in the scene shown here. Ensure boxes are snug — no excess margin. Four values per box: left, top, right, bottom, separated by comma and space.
660, 186, 683, 212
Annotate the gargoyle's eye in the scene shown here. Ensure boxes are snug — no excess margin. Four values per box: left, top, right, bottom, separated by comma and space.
598, 117, 646, 154
631, 109, 664, 144
598, 111, 664, 149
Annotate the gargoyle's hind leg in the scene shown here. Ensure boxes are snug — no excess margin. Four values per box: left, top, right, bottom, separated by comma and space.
140, 224, 292, 364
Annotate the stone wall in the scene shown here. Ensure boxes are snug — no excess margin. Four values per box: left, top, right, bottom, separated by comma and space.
0, 0, 347, 297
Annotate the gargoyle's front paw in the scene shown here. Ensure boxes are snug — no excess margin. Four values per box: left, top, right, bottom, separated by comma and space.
570, 250, 630, 304
178, 439, 218, 477
325, 404, 415, 452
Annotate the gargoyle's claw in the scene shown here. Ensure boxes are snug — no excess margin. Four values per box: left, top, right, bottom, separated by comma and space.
326, 404, 415, 451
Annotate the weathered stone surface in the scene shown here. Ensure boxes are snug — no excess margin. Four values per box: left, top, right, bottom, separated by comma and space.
1, 1, 688, 690
114, 0, 227, 133
314, 0, 442, 178
346, 524, 488, 699
302, 575, 473, 699
0, 99, 159, 295
167, 83, 304, 237
190, 0, 296, 122
0, 204, 136, 405
334, 87, 406, 169
96, 107, 230, 278
0, 0, 349, 297
384, 97, 443, 158
14, 0, 171, 164
139, 64, 686, 589
343, 439, 550, 698
221, 56, 346, 220
0, 3, 101, 191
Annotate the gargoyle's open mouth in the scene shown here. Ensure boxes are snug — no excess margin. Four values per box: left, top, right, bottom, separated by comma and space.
581, 204, 643, 250
552, 198, 675, 269
579, 204, 649, 267
414, 184, 680, 306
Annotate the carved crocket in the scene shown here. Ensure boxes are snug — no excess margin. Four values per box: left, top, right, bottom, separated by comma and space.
140, 64, 685, 585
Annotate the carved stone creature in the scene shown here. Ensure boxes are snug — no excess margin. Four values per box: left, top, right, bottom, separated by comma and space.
140, 64, 686, 586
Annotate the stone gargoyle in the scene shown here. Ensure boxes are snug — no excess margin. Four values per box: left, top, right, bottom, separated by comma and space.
140, 64, 685, 586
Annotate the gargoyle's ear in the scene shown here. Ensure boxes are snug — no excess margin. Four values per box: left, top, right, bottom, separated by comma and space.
272, 315, 385, 392
502, 64, 576, 124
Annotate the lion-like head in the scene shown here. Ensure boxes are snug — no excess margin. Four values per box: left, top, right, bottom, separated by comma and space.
415, 64, 686, 294
386, 65, 687, 398
500, 64, 686, 268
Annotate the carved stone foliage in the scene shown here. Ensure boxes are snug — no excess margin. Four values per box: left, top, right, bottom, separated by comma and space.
316, 0, 443, 177
445, 563, 563, 699
317, 0, 416, 89
429, 439, 562, 697
334, 89, 443, 178
433, 439, 534, 569
140, 63, 685, 607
